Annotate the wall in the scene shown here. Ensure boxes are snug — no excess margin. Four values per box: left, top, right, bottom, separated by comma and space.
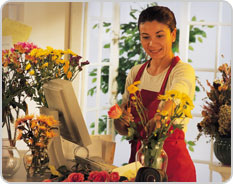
2, 2, 84, 150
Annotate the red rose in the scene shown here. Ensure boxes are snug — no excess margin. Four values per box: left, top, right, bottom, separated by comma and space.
108, 104, 122, 119
88, 171, 99, 181
109, 172, 120, 182
88, 171, 110, 182
67, 172, 84, 182
42, 179, 53, 182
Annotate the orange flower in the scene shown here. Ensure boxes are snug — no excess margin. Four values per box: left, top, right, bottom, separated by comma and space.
67, 71, 72, 79
36, 142, 45, 148
16, 131, 23, 140
108, 104, 122, 119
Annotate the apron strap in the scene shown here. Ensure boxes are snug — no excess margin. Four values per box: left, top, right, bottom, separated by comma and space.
134, 60, 150, 82
159, 56, 180, 94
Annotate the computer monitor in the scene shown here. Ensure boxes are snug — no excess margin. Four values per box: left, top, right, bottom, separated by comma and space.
43, 79, 91, 147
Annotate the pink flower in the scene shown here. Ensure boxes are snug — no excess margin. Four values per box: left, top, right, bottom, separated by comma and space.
67, 172, 85, 182
109, 172, 120, 182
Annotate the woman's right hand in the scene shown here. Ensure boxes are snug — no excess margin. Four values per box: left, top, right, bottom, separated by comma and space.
114, 102, 134, 135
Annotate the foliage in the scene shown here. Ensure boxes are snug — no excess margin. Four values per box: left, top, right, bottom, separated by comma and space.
197, 63, 231, 141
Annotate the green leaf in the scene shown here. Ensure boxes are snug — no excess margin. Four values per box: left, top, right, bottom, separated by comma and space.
106, 28, 110, 33
104, 43, 110, 48
198, 37, 203, 43
103, 22, 111, 27
195, 86, 200, 92
93, 24, 98, 29
191, 16, 196, 21
188, 59, 192, 63
188, 146, 194, 152
207, 25, 214, 28
90, 122, 95, 128
187, 141, 196, 146
189, 45, 194, 51
92, 78, 97, 83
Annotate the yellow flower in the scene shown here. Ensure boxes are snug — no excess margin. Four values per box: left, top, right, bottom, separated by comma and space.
181, 93, 194, 109
131, 96, 136, 100
42, 62, 48, 68
166, 90, 182, 100
133, 81, 141, 86
57, 59, 65, 64
25, 63, 31, 71
30, 49, 37, 56
67, 71, 72, 79
127, 84, 139, 94
66, 49, 77, 56
29, 70, 35, 75
160, 110, 168, 117
52, 55, 57, 61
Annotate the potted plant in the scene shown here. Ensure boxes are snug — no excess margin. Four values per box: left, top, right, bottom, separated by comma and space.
197, 63, 231, 165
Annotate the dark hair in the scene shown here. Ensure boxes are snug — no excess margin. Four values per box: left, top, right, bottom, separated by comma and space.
138, 6, 176, 32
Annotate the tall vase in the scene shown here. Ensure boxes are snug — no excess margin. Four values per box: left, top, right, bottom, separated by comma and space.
23, 148, 49, 177
214, 137, 231, 166
135, 141, 168, 182
2, 145, 21, 178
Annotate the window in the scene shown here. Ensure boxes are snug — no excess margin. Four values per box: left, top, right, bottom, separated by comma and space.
84, 1, 232, 181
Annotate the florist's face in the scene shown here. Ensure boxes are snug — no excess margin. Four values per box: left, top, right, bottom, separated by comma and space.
139, 20, 176, 60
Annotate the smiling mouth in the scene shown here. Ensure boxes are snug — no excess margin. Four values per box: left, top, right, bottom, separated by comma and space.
149, 48, 162, 54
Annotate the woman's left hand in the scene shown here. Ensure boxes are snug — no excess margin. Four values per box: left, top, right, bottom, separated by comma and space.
146, 114, 162, 135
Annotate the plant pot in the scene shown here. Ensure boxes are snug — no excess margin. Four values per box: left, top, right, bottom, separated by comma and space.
213, 137, 231, 166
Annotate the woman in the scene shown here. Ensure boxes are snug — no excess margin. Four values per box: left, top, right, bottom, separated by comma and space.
114, 6, 196, 182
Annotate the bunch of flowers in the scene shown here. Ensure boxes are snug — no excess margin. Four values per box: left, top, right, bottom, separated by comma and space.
15, 114, 58, 176
197, 63, 231, 140
2, 42, 89, 146
26, 46, 89, 107
42, 168, 125, 182
109, 81, 194, 168
2, 42, 39, 146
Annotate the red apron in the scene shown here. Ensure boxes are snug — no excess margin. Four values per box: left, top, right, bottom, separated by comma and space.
128, 56, 196, 182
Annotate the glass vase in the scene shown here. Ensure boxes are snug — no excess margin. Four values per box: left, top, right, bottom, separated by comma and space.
23, 148, 49, 177
135, 141, 168, 182
2, 145, 21, 178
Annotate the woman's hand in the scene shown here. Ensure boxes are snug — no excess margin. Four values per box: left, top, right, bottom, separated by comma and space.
146, 113, 162, 135
114, 102, 134, 135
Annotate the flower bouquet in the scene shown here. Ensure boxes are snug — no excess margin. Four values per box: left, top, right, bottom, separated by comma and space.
15, 114, 58, 177
197, 63, 231, 165
109, 81, 194, 172
2, 42, 39, 147
197, 63, 231, 140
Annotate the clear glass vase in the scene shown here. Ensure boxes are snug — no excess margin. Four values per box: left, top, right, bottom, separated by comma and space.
23, 148, 49, 177
135, 141, 168, 182
2, 145, 21, 178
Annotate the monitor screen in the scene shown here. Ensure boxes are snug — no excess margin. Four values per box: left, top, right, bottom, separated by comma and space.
43, 79, 92, 147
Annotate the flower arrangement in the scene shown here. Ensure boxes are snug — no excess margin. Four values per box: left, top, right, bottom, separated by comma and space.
2, 42, 39, 146
2, 42, 89, 147
197, 63, 231, 140
26, 46, 89, 107
15, 114, 58, 176
109, 81, 194, 168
